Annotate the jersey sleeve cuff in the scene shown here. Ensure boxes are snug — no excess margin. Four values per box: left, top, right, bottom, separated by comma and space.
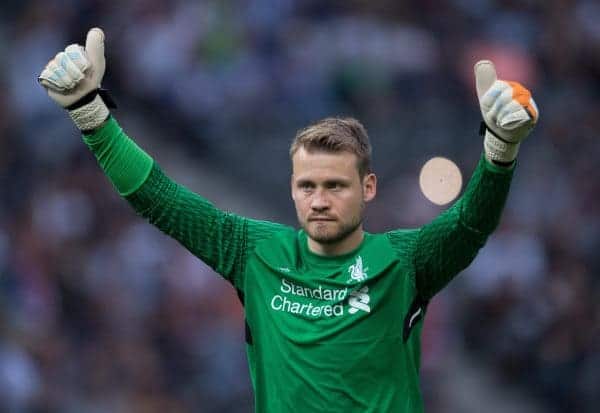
82, 116, 154, 196
482, 152, 517, 174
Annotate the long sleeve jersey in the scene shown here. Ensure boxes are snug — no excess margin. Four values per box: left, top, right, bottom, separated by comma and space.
84, 117, 514, 412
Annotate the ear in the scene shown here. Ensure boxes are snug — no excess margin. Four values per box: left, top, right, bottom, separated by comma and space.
290, 174, 296, 200
362, 173, 377, 202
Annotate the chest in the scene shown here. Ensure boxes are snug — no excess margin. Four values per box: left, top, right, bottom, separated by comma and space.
243, 254, 417, 344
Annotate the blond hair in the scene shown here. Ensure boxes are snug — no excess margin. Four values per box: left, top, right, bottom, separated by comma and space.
290, 117, 372, 177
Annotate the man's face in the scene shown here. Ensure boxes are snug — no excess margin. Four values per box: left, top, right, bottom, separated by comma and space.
291, 148, 376, 248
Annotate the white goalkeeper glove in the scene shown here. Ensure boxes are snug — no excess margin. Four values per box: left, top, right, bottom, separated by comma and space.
475, 60, 539, 164
38, 27, 114, 132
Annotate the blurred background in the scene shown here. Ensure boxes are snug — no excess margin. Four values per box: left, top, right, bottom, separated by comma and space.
0, 0, 599, 412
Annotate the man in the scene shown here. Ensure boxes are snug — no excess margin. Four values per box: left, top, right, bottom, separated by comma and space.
39, 28, 538, 412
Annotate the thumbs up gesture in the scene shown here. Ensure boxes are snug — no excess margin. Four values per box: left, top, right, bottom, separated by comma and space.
38, 28, 110, 131
474, 60, 539, 163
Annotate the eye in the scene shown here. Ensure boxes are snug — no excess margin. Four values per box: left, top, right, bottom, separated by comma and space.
326, 181, 344, 191
298, 181, 314, 192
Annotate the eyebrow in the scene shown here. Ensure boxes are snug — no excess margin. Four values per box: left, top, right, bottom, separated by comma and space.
295, 178, 314, 187
295, 178, 351, 186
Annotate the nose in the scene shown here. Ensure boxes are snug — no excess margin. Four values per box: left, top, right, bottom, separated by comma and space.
310, 189, 330, 211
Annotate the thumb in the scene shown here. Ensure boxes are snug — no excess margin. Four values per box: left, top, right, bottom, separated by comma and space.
85, 27, 105, 73
474, 60, 497, 100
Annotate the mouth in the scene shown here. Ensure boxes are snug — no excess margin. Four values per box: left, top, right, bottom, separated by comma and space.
308, 217, 336, 222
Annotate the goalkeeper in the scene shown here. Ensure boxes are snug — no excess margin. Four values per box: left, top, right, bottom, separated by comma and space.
39, 28, 538, 413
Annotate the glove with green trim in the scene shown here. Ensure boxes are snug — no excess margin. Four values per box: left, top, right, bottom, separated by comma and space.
38, 27, 113, 132
475, 60, 539, 164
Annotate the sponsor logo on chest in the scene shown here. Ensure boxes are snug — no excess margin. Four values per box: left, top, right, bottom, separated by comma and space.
269, 256, 372, 318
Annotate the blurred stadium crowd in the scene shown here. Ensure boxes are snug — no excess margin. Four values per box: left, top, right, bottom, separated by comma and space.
0, 0, 598, 412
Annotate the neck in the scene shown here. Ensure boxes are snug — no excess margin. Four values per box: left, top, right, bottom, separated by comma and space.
307, 226, 364, 256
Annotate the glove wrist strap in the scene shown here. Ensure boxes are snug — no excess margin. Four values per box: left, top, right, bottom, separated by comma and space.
479, 122, 519, 164
68, 94, 110, 132
483, 129, 520, 164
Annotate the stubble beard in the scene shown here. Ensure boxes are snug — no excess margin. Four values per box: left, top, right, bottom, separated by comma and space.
301, 207, 364, 245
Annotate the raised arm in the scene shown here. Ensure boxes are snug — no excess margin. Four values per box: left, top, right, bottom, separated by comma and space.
396, 60, 538, 301
412, 154, 514, 300
38, 28, 287, 290
83, 118, 286, 289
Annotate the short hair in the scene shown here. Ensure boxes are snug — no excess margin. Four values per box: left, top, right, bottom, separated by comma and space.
290, 117, 372, 178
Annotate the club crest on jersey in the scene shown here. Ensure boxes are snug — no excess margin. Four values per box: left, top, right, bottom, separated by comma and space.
348, 256, 368, 283
348, 286, 371, 314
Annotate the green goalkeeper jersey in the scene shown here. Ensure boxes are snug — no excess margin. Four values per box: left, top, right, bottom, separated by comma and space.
84, 118, 514, 413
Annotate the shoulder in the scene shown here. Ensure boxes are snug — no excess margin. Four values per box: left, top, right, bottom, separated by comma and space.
382, 229, 420, 260
248, 221, 298, 251
250, 225, 300, 268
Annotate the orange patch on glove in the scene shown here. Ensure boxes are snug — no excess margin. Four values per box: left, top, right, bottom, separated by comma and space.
508, 81, 538, 122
